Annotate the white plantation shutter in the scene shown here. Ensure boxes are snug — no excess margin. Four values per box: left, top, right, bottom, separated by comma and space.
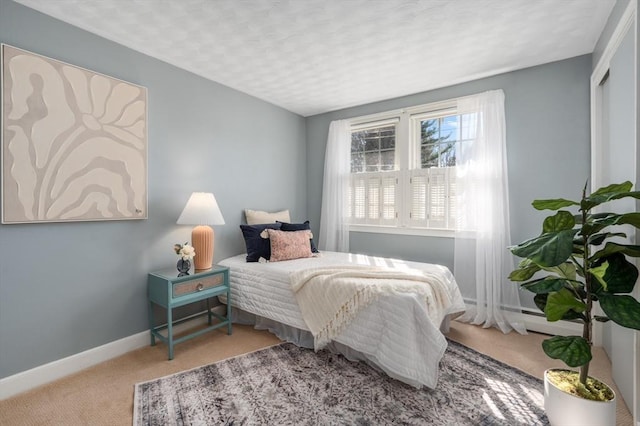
381, 175, 397, 222
367, 176, 380, 221
408, 168, 455, 229
409, 171, 428, 223
428, 168, 447, 228
347, 184, 352, 219
352, 176, 366, 220
350, 172, 398, 226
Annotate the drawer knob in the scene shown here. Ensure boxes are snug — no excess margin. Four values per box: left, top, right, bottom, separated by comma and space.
196, 283, 204, 291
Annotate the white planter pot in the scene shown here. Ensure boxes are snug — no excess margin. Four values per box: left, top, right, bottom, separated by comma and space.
544, 369, 616, 426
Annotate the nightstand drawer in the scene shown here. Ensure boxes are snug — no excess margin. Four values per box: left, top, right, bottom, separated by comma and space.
172, 274, 224, 297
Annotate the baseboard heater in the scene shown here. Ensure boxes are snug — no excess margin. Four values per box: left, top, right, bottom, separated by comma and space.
461, 299, 582, 336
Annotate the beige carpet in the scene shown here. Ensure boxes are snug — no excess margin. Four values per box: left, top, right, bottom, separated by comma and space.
0, 321, 633, 426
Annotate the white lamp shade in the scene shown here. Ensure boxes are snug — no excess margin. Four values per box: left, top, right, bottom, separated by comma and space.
177, 192, 225, 225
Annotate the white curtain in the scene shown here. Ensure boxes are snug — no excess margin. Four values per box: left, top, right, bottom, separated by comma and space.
454, 90, 526, 334
319, 119, 351, 252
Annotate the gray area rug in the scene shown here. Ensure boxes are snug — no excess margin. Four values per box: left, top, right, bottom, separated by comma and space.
134, 341, 548, 425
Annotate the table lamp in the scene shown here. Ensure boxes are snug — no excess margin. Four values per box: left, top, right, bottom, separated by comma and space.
177, 192, 225, 271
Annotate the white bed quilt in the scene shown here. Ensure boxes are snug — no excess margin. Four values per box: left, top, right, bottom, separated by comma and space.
219, 251, 466, 388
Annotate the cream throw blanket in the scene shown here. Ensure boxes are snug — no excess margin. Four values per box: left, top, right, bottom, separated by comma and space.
290, 266, 453, 349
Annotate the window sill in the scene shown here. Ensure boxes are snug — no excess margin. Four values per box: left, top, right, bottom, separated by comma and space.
348, 224, 455, 238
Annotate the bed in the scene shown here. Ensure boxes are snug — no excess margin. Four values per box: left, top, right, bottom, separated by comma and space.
218, 250, 465, 389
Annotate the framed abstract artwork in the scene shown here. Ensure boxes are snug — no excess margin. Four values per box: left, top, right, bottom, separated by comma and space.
1, 44, 147, 224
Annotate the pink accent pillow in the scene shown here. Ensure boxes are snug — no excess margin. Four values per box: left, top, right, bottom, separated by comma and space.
266, 229, 313, 262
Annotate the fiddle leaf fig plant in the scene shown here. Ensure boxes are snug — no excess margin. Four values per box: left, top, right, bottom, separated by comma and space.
509, 181, 640, 386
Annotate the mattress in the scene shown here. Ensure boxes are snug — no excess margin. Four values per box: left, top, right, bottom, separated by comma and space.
219, 251, 465, 388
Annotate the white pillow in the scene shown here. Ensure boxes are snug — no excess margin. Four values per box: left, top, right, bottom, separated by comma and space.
245, 209, 291, 225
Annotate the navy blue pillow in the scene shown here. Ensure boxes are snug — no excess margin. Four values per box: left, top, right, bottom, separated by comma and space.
278, 220, 319, 253
240, 222, 282, 262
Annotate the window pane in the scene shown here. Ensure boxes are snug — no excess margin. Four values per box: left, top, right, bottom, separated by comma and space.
460, 113, 477, 140
380, 136, 394, 150
351, 124, 396, 173
351, 152, 364, 173
440, 115, 459, 141
420, 114, 467, 169
421, 143, 439, 168
351, 132, 365, 150
365, 152, 379, 172
439, 142, 457, 167
421, 119, 438, 142
380, 150, 395, 170
364, 139, 379, 151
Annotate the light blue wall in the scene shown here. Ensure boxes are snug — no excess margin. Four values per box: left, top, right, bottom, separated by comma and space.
306, 55, 593, 310
0, 1, 306, 379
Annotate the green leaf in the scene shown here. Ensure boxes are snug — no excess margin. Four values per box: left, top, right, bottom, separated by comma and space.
589, 261, 609, 291
510, 229, 578, 267
592, 253, 638, 294
591, 181, 633, 196
591, 242, 640, 260
542, 262, 576, 280
521, 278, 567, 294
543, 211, 576, 233
597, 212, 640, 228
535, 293, 585, 321
534, 293, 548, 312
583, 213, 640, 235
588, 232, 627, 246
571, 246, 585, 258
599, 295, 640, 330
545, 288, 586, 321
532, 199, 580, 211
535, 294, 582, 320
509, 263, 541, 281
582, 182, 640, 210
594, 315, 610, 323
542, 336, 592, 367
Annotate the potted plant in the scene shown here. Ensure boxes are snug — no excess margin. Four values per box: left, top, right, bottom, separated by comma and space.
509, 181, 640, 426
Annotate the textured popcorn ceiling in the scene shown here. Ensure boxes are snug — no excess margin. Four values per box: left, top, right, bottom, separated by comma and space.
14, 0, 615, 117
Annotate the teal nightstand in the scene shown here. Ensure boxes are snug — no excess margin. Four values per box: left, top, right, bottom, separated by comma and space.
147, 265, 232, 359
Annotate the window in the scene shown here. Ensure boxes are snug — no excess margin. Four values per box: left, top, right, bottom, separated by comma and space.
348, 119, 399, 226
347, 100, 476, 233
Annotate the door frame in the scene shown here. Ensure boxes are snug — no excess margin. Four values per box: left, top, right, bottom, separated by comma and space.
590, 1, 638, 424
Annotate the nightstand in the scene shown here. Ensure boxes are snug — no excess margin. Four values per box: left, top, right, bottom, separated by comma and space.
147, 265, 232, 359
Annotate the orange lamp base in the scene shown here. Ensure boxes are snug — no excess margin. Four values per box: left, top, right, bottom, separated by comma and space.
191, 225, 214, 271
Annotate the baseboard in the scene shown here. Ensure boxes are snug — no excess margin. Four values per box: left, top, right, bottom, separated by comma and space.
0, 330, 149, 400
0, 311, 220, 400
